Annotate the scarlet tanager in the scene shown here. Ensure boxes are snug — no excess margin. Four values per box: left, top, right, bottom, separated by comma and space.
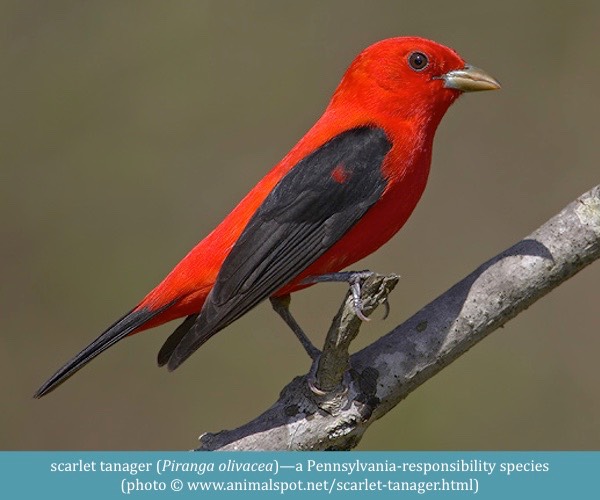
35, 37, 499, 398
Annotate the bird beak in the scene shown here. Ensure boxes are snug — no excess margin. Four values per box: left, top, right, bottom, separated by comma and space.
441, 65, 501, 92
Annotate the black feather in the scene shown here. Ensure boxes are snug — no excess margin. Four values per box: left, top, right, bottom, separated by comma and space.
168, 126, 392, 370
157, 313, 199, 367
34, 306, 167, 398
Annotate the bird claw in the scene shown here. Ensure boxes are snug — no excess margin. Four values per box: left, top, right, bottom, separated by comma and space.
355, 307, 370, 322
301, 270, 394, 322
349, 272, 373, 322
349, 271, 394, 321
381, 296, 391, 320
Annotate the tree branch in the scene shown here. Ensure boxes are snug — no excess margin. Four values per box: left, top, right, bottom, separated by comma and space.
196, 185, 600, 451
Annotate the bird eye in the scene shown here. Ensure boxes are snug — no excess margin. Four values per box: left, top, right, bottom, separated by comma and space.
408, 52, 428, 71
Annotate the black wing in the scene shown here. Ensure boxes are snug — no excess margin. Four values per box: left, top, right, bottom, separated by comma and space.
166, 126, 391, 370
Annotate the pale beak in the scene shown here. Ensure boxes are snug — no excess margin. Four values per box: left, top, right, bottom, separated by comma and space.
442, 65, 501, 92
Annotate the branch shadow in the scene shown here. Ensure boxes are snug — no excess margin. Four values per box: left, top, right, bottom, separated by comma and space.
351, 238, 554, 402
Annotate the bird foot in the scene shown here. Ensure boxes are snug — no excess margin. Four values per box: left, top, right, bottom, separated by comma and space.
302, 270, 387, 321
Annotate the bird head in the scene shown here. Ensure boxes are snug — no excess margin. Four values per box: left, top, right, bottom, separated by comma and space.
330, 36, 500, 126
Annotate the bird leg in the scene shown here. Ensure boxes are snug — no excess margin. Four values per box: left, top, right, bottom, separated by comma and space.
270, 295, 321, 360
271, 271, 393, 361
301, 270, 390, 322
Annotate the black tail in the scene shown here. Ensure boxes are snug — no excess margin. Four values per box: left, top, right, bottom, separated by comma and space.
34, 307, 162, 398
157, 313, 199, 367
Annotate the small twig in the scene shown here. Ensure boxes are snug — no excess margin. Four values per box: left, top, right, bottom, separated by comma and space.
313, 274, 399, 394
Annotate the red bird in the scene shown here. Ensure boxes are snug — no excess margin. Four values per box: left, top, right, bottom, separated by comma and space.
35, 37, 499, 398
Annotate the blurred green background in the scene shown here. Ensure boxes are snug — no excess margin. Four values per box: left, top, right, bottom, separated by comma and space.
2, 1, 599, 450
